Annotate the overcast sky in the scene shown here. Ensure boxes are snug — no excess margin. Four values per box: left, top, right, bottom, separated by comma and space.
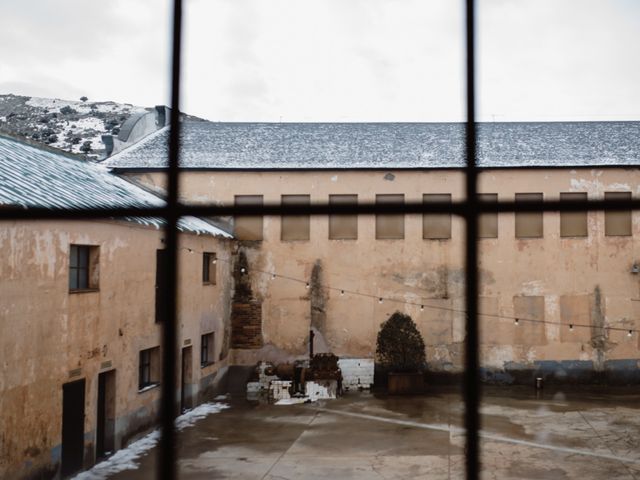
1, 0, 639, 122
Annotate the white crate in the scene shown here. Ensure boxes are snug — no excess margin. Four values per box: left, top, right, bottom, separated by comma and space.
305, 380, 337, 400
338, 358, 374, 390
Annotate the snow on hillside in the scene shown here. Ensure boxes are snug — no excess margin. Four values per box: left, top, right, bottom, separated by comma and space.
0, 94, 148, 158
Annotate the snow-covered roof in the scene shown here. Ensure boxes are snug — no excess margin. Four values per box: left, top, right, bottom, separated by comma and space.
0, 135, 232, 238
103, 121, 640, 170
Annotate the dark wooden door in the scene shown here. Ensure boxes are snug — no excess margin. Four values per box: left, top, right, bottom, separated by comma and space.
61, 379, 85, 477
155, 250, 168, 323
96, 370, 116, 459
181, 346, 193, 412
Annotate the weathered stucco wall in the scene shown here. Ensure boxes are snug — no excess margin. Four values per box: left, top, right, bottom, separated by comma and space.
125, 168, 640, 383
0, 220, 233, 479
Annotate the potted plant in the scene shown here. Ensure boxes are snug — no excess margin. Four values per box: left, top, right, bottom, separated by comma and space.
376, 311, 426, 394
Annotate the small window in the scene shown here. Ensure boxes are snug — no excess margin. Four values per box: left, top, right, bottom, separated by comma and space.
560, 192, 588, 237
605, 192, 632, 236
329, 194, 358, 240
281, 195, 310, 241
203, 252, 216, 284
376, 194, 404, 239
478, 193, 498, 238
201, 332, 215, 367
423, 194, 451, 239
139, 347, 160, 390
69, 245, 99, 291
234, 195, 263, 240
515, 193, 543, 238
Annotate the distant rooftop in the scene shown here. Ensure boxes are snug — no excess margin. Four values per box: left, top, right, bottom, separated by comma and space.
0, 134, 231, 237
103, 121, 640, 170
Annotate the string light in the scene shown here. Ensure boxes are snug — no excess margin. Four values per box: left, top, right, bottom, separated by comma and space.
176, 246, 640, 336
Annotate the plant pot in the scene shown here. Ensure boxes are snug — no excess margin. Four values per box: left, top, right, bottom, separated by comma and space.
387, 372, 424, 395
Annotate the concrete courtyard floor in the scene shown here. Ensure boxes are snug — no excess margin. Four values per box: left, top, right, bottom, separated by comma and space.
108, 386, 640, 479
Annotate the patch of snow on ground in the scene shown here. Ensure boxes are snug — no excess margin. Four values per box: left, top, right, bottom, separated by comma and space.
275, 398, 308, 405
72, 402, 228, 479
73, 431, 160, 479
175, 402, 229, 430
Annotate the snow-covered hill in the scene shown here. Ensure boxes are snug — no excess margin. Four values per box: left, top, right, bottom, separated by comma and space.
0, 94, 148, 158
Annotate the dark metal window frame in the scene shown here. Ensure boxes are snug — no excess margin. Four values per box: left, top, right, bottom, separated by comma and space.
1, 1, 638, 478
69, 244, 90, 291
139, 348, 154, 390
202, 252, 216, 284
200, 332, 214, 367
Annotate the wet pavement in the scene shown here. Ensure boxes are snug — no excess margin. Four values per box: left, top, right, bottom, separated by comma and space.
106, 386, 640, 479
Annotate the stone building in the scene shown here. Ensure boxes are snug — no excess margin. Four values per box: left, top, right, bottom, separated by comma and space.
106, 121, 640, 383
0, 135, 233, 478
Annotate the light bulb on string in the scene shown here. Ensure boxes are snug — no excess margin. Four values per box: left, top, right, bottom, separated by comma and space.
378, 298, 383, 304
628, 330, 633, 337
514, 318, 519, 326
569, 324, 574, 331
306, 282, 310, 289
340, 290, 345, 296
271, 273, 276, 280
420, 305, 424, 312
240, 267, 246, 274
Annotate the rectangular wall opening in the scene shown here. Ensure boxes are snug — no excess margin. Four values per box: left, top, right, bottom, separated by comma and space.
423, 194, 452, 239
376, 194, 405, 239
234, 195, 264, 240
515, 193, 543, 238
329, 194, 358, 240
605, 192, 632, 236
281, 195, 311, 241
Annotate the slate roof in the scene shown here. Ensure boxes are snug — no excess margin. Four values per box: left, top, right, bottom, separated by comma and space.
0, 135, 232, 237
103, 121, 640, 169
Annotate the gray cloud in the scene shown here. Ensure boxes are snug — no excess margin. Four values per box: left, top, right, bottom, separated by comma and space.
1, 0, 639, 121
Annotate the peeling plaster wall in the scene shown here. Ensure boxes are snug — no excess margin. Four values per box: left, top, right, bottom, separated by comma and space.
0, 220, 233, 479
126, 168, 640, 382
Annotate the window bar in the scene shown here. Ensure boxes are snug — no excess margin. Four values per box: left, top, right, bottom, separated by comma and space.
464, 0, 480, 479
159, 0, 183, 478
4, 197, 640, 221
0, 1, 638, 479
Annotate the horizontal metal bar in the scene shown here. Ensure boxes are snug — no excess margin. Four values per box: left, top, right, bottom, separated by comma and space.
2, 198, 640, 221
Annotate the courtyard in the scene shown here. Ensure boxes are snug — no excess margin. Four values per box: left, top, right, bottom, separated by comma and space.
78, 386, 640, 480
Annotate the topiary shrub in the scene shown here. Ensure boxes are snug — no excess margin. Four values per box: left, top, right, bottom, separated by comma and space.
376, 311, 426, 373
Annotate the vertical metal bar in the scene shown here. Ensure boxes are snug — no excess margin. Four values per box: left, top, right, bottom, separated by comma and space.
464, 0, 480, 479
159, 0, 183, 478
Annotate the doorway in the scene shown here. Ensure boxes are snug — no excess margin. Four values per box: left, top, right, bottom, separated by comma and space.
181, 346, 193, 412
96, 370, 116, 460
61, 379, 85, 477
